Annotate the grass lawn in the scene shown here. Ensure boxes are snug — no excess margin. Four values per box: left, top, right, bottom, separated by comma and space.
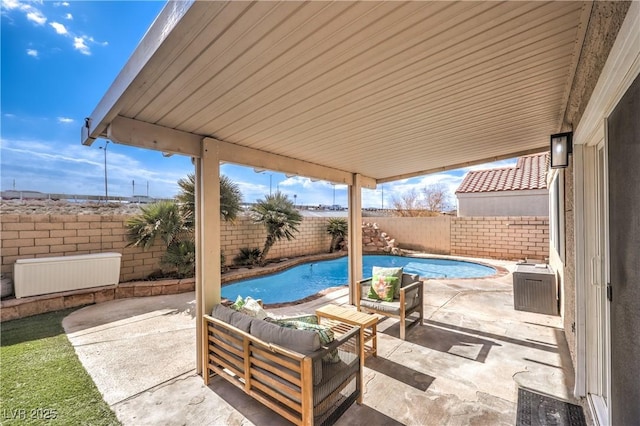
1, 309, 120, 425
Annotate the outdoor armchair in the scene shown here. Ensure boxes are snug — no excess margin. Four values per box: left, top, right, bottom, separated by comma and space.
355, 273, 424, 340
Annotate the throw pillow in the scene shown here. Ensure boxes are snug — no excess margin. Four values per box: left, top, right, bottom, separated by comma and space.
368, 266, 403, 301
270, 313, 319, 325
230, 296, 268, 320
368, 275, 399, 301
230, 295, 245, 310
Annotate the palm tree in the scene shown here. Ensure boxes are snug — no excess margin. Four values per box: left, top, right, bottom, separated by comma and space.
250, 191, 302, 265
176, 173, 243, 230
127, 174, 243, 278
161, 240, 196, 278
125, 200, 184, 249
326, 217, 348, 252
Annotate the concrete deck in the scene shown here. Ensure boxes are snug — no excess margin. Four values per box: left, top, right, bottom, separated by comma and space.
63, 259, 581, 425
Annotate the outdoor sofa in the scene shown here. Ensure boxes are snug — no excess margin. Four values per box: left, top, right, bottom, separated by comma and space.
355, 271, 424, 340
203, 304, 361, 425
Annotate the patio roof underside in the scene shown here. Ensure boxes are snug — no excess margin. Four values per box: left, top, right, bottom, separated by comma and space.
84, 1, 594, 183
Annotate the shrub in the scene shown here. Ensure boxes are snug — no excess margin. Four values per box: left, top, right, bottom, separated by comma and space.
234, 247, 262, 267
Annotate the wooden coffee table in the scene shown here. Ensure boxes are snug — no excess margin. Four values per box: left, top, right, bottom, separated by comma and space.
316, 304, 379, 404
316, 304, 379, 361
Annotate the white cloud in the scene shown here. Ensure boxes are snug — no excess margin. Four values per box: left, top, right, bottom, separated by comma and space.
26, 48, 38, 57
25, 9, 46, 25
57, 117, 73, 124
1, 0, 46, 25
1, 0, 21, 10
0, 138, 193, 197
73, 36, 90, 55
49, 21, 67, 35
83, 35, 108, 47
2, 1, 105, 56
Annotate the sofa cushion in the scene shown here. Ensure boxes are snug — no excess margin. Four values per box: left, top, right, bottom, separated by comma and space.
368, 266, 402, 301
250, 317, 321, 354
277, 320, 340, 364
211, 304, 253, 332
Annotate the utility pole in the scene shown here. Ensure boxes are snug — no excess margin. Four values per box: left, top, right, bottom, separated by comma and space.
146, 181, 149, 197
132, 180, 135, 197
332, 184, 336, 205
381, 184, 384, 209
99, 141, 109, 201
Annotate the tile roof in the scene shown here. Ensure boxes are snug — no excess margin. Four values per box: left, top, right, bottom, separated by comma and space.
455, 152, 549, 194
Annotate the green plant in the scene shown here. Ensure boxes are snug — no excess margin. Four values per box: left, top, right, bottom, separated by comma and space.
161, 240, 196, 278
234, 247, 262, 267
250, 191, 302, 266
126, 200, 184, 249
326, 217, 348, 252
176, 173, 243, 231
127, 175, 243, 278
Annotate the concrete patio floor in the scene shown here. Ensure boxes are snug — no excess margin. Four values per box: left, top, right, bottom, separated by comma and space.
63, 258, 582, 425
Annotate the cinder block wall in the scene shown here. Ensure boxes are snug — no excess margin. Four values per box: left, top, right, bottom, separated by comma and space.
366, 215, 548, 261
450, 216, 549, 261
0, 214, 166, 283
221, 216, 332, 262
369, 216, 451, 253
1, 214, 547, 285
1, 215, 334, 283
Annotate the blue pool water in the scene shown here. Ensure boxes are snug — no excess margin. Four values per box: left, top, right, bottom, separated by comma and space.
222, 255, 495, 304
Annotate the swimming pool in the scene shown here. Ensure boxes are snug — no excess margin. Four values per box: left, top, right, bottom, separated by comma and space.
222, 255, 495, 304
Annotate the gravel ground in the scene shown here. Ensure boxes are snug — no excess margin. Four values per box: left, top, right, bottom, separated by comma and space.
0, 200, 394, 217
0, 200, 144, 216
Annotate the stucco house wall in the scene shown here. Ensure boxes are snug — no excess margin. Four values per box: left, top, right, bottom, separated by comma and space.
457, 189, 549, 217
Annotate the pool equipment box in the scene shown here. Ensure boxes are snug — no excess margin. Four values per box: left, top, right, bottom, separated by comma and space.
513, 263, 559, 316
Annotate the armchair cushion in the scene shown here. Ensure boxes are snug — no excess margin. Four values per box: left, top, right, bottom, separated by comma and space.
359, 298, 402, 316
368, 266, 403, 301
401, 273, 420, 288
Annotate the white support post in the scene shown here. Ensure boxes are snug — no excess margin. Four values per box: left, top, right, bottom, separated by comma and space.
196, 139, 221, 375
348, 174, 363, 305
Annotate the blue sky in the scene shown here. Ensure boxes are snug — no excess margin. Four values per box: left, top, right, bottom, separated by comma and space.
1, 1, 517, 208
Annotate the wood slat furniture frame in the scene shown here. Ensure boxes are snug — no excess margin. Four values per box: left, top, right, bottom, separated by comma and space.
203, 314, 361, 426
315, 304, 379, 404
355, 274, 424, 340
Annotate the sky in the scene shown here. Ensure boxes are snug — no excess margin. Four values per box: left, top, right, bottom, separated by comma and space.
1, 1, 518, 209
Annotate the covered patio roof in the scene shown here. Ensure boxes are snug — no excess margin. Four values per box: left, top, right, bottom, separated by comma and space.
82, 1, 597, 182
81, 0, 629, 378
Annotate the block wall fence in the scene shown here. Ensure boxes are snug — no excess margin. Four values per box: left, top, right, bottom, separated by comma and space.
0, 214, 548, 284
366, 216, 549, 261
451, 216, 549, 261
0, 214, 333, 283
